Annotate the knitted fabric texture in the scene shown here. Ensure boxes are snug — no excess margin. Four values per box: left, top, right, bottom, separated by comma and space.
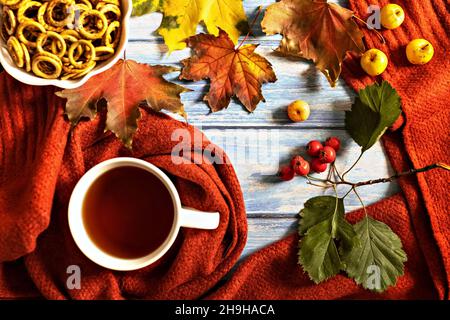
0, 82, 247, 299
0, 0, 449, 299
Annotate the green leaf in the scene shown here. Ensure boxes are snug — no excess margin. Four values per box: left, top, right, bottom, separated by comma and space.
342, 216, 407, 292
132, 0, 163, 16
298, 196, 357, 283
299, 219, 342, 283
345, 81, 401, 152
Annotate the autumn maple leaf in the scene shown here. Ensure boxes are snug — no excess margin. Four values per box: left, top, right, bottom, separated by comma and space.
261, 0, 365, 87
180, 29, 277, 112
56, 59, 189, 148
132, 0, 249, 52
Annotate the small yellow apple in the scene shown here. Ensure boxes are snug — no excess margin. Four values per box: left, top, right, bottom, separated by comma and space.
287, 100, 310, 122
406, 39, 434, 65
381, 4, 405, 29
360, 49, 388, 76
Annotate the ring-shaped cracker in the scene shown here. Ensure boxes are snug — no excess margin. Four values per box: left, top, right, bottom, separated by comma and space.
60, 29, 80, 38
32, 53, 62, 78
74, 3, 90, 13
103, 20, 119, 48
45, 0, 76, 27
100, 0, 119, 5
37, 2, 64, 32
60, 33, 80, 62
61, 62, 94, 79
75, 0, 91, 9
36, 30, 67, 57
94, 45, 113, 60
7, 36, 24, 67
17, 1, 42, 23
70, 60, 95, 78
77, 9, 107, 40
98, 3, 120, 22
62, 58, 93, 74
8, 0, 29, 10
20, 42, 31, 71
17, 21, 46, 48
1, 0, 22, 6
68, 39, 95, 68
2, 7, 17, 35
1, 23, 9, 41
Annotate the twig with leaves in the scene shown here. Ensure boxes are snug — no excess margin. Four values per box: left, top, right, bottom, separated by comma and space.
296, 80, 450, 292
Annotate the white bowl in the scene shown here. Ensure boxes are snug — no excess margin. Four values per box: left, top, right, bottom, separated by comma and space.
0, 0, 131, 89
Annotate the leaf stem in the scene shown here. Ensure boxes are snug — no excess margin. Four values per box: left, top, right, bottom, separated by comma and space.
306, 176, 330, 188
342, 150, 363, 179
326, 163, 334, 181
237, 6, 263, 49
353, 187, 367, 215
342, 187, 353, 199
306, 175, 329, 183
332, 163, 343, 181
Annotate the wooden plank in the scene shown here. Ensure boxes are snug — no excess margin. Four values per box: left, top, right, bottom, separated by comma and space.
243, 217, 297, 258
126, 1, 356, 128
126, 41, 355, 128
201, 128, 399, 215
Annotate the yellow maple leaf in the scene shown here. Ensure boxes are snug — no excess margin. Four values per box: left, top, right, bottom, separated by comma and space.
132, 0, 248, 52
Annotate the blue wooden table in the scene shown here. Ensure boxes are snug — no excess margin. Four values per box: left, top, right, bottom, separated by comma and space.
128, 0, 399, 260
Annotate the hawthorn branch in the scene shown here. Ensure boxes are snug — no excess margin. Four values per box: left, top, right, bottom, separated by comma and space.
350, 162, 449, 187
307, 162, 449, 189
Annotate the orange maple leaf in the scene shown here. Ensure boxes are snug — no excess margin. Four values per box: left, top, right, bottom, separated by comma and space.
56, 59, 189, 148
261, 0, 365, 87
180, 29, 277, 112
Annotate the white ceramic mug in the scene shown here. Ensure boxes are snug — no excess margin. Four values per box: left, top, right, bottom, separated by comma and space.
68, 157, 220, 271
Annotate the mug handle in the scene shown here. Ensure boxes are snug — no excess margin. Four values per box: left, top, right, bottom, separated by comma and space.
179, 207, 220, 230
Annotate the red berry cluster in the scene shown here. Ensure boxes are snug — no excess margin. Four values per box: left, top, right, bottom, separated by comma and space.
278, 137, 341, 181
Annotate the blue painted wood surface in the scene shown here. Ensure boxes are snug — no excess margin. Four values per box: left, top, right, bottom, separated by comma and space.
128, 0, 399, 259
